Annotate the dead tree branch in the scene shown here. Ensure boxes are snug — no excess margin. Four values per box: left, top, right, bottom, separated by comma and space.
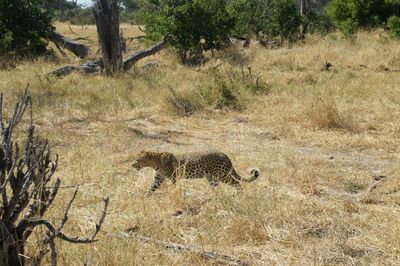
0, 85, 108, 266
49, 34, 173, 78
123, 34, 173, 71
47, 31, 90, 58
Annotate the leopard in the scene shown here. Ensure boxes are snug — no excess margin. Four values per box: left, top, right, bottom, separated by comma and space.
131, 150, 260, 195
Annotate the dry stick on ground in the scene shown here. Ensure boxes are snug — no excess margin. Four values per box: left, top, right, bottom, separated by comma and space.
49, 34, 173, 77
53, 41, 68, 57
358, 176, 388, 203
47, 31, 90, 58
69, 25, 77, 35
135, 234, 249, 266
0, 85, 109, 266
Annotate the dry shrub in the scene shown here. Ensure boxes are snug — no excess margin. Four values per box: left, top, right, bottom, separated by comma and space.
225, 218, 269, 244
163, 71, 244, 115
0, 56, 16, 70
215, 45, 250, 66
165, 86, 195, 116
388, 51, 400, 68
306, 96, 359, 132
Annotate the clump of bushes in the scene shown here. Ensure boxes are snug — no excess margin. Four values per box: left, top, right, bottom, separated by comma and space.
165, 67, 270, 115
68, 8, 96, 25
388, 15, 400, 38
326, 0, 400, 37
143, 0, 235, 63
0, 0, 54, 56
228, 0, 301, 42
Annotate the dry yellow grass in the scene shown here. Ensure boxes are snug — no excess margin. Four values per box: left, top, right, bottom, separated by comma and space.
1, 23, 400, 265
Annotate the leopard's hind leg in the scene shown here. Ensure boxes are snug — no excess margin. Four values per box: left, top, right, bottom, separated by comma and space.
206, 173, 219, 187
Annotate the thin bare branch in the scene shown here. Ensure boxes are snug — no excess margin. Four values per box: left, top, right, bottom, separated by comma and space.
0, 93, 4, 132
58, 186, 79, 231
42, 178, 61, 214
91, 197, 109, 241
17, 219, 98, 244
45, 233, 57, 266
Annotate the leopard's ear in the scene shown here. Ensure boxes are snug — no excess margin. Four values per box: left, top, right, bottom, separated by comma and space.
160, 152, 171, 161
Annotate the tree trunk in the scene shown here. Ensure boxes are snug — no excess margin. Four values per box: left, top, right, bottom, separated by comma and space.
0, 225, 24, 266
299, 0, 308, 37
93, 0, 123, 75
243, 19, 254, 48
47, 31, 90, 58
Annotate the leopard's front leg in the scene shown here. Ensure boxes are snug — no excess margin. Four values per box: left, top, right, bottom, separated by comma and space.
145, 173, 165, 196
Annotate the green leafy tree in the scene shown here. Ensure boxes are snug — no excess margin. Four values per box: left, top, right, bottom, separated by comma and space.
228, 0, 301, 42
0, 22, 13, 54
0, 0, 54, 56
326, 0, 400, 35
388, 15, 400, 37
143, 0, 235, 62
265, 0, 301, 41
228, 0, 266, 37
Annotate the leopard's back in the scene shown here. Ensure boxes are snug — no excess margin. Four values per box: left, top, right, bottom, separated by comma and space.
176, 151, 234, 180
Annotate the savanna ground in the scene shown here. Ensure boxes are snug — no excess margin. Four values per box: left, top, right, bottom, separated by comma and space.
1, 22, 400, 265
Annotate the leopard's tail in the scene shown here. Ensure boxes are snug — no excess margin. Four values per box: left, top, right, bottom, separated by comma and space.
233, 168, 260, 182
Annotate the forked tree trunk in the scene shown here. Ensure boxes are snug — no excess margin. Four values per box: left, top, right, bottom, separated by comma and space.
93, 0, 123, 75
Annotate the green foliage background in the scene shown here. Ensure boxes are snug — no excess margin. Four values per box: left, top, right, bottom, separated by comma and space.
143, 0, 235, 61
0, 0, 54, 56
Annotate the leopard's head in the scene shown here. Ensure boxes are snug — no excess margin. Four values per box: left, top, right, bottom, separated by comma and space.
132, 151, 157, 170
132, 151, 175, 171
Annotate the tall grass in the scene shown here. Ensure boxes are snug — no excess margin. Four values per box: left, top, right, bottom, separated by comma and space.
306, 95, 359, 132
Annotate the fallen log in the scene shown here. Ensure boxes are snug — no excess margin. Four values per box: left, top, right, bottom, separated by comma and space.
50, 59, 101, 77
47, 31, 91, 58
49, 34, 173, 77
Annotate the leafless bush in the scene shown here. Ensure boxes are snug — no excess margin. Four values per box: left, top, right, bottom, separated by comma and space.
0, 86, 109, 266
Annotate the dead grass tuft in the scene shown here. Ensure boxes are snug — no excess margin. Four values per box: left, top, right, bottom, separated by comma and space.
306, 95, 359, 132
